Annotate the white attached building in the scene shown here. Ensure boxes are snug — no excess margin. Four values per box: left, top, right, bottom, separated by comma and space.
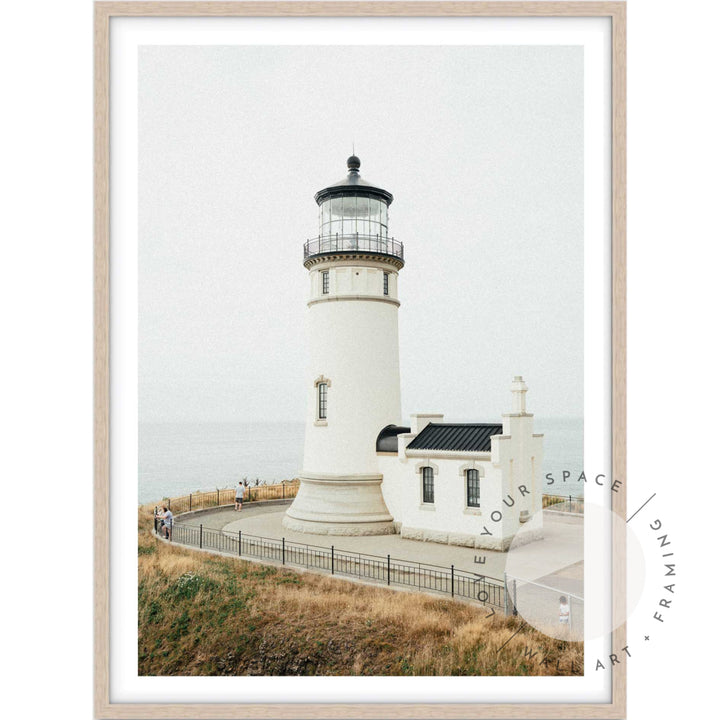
378, 376, 544, 551
283, 157, 543, 551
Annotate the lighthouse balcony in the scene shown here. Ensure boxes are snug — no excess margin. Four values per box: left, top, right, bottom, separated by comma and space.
304, 234, 404, 262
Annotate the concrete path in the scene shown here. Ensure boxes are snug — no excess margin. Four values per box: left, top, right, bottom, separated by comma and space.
182, 502, 584, 583
185, 504, 271, 531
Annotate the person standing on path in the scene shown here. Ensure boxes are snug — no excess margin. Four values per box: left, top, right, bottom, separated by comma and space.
159, 506, 173, 540
559, 595, 570, 627
235, 481, 245, 511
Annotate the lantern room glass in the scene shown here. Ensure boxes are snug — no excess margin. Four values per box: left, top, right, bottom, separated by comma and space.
319, 195, 388, 239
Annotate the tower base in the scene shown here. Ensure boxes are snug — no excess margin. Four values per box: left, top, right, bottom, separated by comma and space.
283, 473, 396, 536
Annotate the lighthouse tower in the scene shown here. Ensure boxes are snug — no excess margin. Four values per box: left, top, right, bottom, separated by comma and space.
283, 156, 403, 535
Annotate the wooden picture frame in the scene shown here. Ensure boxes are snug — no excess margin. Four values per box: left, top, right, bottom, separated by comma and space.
94, 2, 626, 717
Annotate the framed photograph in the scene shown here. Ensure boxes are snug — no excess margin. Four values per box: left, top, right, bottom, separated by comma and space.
95, 2, 626, 718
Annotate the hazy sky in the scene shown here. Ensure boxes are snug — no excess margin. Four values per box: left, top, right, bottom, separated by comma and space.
139, 45, 583, 424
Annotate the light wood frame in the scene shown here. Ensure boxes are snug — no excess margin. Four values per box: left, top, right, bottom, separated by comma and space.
94, 2, 626, 718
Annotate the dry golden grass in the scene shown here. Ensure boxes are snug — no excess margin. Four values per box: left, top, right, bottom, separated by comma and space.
138, 506, 583, 676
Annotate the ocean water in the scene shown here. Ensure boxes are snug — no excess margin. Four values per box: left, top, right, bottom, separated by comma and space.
533, 416, 585, 497
139, 422, 305, 503
139, 417, 583, 504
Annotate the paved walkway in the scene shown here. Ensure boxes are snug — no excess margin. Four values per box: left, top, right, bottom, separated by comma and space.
178, 501, 583, 582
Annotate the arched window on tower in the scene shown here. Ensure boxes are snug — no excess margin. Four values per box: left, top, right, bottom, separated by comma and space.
422, 466, 434, 504
313, 376, 331, 425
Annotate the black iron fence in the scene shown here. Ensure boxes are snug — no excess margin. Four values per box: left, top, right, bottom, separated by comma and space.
304, 234, 404, 261
154, 520, 506, 610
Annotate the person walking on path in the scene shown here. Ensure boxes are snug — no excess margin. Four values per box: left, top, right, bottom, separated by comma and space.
235, 481, 245, 511
158, 506, 173, 540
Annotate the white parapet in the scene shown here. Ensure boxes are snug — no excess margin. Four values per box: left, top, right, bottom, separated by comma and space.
410, 413, 444, 435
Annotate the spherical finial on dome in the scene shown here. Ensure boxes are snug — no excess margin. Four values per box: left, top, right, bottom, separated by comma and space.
347, 155, 361, 172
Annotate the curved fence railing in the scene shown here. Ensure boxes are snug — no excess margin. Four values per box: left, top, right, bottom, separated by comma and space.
151, 489, 583, 609
542, 494, 584, 514
154, 520, 507, 611
151, 481, 300, 515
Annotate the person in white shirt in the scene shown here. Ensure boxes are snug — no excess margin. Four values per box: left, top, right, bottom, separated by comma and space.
235, 481, 245, 511
559, 595, 570, 626
157, 506, 173, 539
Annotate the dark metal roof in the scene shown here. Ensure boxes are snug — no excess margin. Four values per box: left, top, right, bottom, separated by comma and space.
314, 156, 394, 206
407, 423, 504, 453
376, 424, 412, 452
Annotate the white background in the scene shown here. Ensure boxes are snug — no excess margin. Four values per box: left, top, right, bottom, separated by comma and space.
1, 0, 717, 718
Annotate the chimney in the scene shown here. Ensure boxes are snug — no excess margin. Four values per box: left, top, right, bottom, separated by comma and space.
510, 376, 528, 414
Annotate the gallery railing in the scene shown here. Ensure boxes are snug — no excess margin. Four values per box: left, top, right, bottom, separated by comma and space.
304, 234, 404, 261
154, 481, 300, 515
154, 520, 506, 611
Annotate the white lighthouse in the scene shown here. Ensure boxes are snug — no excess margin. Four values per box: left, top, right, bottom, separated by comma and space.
283, 155, 544, 550
283, 155, 403, 535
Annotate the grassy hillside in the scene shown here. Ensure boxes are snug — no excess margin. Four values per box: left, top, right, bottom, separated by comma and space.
138, 508, 582, 676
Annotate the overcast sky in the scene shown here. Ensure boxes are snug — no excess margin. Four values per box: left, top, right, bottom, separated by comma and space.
139, 45, 583, 424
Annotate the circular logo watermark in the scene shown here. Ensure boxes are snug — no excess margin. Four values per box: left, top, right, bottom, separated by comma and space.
502, 499, 645, 642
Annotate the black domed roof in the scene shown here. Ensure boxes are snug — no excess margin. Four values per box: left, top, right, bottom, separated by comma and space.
376, 424, 411, 452
314, 156, 394, 206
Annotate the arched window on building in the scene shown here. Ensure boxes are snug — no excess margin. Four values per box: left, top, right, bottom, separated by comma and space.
466, 468, 480, 508
422, 466, 434, 504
